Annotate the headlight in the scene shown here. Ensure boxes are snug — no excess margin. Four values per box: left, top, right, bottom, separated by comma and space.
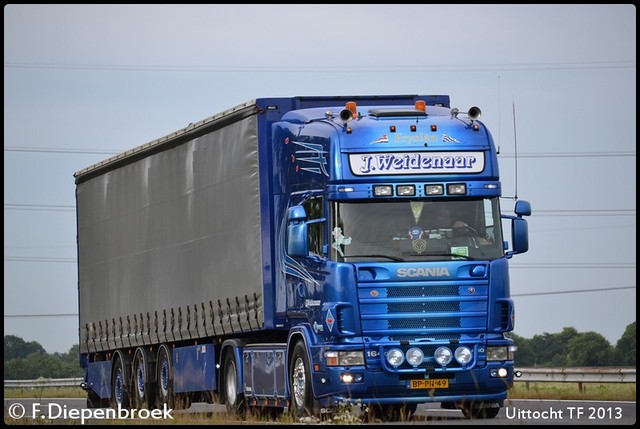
386, 348, 405, 367
339, 351, 365, 366
324, 351, 365, 366
454, 346, 472, 364
486, 346, 515, 361
434, 346, 452, 365
406, 347, 424, 366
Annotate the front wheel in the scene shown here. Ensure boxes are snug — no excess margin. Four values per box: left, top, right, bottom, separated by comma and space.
289, 341, 314, 418
222, 351, 246, 417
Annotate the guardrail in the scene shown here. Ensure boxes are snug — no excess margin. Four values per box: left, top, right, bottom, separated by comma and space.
4, 368, 636, 390
515, 367, 636, 392
4, 377, 83, 388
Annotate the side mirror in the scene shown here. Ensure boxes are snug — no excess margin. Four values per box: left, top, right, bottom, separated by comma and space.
503, 199, 532, 257
511, 218, 529, 254
286, 206, 308, 257
514, 200, 531, 217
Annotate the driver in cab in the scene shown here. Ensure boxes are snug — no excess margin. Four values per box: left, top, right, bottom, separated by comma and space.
427, 204, 493, 245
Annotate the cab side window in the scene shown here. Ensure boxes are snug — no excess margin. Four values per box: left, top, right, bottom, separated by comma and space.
304, 197, 325, 257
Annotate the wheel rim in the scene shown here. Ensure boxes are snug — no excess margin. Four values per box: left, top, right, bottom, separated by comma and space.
136, 358, 145, 400
292, 357, 306, 408
160, 356, 169, 398
225, 360, 237, 406
114, 367, 124, 405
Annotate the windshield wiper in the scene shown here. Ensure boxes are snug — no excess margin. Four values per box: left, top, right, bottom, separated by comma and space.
346, 254, 405, 262
415, 252, 475, 260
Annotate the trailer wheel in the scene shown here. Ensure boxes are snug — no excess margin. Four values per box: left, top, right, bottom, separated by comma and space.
110, 355, 131, 409
155, 345, 174, 409
289, 341, 313, 418
222, 351, 246, 417
132, 348, 154, 409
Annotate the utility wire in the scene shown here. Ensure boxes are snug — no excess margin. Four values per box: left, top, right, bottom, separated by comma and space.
5, 204, 75, 211
4, 60, 636, 73
512, 286, 636, 297
4, 286, 636, 319
4, 147, 636, 158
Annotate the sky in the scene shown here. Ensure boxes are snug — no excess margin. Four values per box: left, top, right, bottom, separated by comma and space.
4, 4, 636, 354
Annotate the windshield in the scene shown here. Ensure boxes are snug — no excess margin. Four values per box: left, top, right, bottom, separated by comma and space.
330, 198, 504, 262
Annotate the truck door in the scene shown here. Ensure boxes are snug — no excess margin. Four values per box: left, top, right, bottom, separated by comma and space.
284, 196, 327, 325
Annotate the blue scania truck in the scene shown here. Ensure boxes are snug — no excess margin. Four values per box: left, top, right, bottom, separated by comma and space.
75, 94, 531, 420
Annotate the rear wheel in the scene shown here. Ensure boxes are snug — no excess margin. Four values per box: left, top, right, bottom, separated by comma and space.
110, 355, 131, 409
132, 348, 154, 409
155, 345, 174, 409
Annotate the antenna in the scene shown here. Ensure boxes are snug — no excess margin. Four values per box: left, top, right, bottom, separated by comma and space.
497, 75, 501, 154
512, 97, 519, 201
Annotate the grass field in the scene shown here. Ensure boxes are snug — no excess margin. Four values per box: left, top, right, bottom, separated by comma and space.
5, 381, 636, 401
4, 383, 635, 425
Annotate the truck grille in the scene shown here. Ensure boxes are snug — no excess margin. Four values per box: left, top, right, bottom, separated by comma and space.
358, 279, 488, 340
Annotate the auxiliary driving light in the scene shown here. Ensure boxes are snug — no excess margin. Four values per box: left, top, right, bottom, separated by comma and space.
425, 184, 444, 195
447, 183, 467, 195
373, 185, 393, 197
406, 347, 424, 366
454, 346, 472, 365
396, 185, 416, 196
490, 367, 509, 378
386, 348, 405, 367
434, 346, 453, 365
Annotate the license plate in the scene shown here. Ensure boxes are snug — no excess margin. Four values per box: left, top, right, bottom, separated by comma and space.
409, 379, 449, 389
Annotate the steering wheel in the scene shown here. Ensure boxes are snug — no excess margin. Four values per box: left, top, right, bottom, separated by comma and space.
453, 223, 478, 237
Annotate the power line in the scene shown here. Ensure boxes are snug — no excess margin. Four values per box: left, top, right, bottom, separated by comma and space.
5, 204, 75, 212
4, 256, 76, 263
4, 147, 636, 159
512, 285, 635, 297
511, 263, 635, 269
3, 60, 636, 73
4, 285, 635, 319
4, 255, 636, 269
4, 313, 78, 318
4, 146, 121, 155
499, 151, 635, 158
4, 204, 635, 217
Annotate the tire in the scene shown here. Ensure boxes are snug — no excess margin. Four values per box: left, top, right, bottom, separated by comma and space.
132, 348, 155, 409
155, 345, 174, 409
289, 341, 314, 418
110, 355, 131, 409
222, 351, 246, 417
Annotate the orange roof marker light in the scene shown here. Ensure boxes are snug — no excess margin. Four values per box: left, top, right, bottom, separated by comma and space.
339, 101, 357, 123
414, 100, 427, 113
345, 101, 357, 119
